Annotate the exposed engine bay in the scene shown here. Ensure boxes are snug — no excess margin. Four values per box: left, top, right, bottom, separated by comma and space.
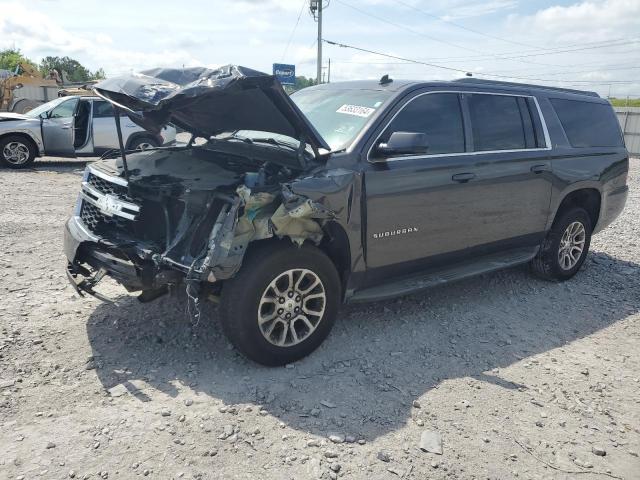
67, 140, 340, 304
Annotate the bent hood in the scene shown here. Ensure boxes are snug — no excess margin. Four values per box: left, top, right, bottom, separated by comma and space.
93, 65, 330, 153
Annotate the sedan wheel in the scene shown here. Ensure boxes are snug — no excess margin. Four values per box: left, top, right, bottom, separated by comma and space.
0, 135, 36, 168
3, 141, 30, 165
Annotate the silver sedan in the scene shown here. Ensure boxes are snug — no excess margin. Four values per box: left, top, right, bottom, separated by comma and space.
0, 96, 176, 168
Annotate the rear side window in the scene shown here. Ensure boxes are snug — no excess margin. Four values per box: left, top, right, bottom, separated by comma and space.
93, 101, 114, 118
381, 93, 465, 155
468, 94, 530, 151
550, 98, 623, 148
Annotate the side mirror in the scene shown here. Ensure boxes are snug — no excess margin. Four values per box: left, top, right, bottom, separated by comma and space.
39, 112, 48, 119
376, 131, 429, 156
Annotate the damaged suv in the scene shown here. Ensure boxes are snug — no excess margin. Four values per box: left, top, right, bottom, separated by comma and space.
64, 65, 628, 365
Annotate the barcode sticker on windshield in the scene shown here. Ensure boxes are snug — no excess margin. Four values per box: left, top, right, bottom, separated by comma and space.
336, 104, 375, 118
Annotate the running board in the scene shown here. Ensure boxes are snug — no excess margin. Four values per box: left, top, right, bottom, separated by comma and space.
348, 247, 538, 303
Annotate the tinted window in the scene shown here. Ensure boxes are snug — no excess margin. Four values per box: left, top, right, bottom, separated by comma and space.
49, 98, 78, 119
550, 98, 623, 148
93, 101, 114, 118
381, 93, 465, 155
468, 94, 527, 151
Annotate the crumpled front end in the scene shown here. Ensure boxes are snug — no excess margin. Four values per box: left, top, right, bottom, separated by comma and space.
64, 149, 348, 303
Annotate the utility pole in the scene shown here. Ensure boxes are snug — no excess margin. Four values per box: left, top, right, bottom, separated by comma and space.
327, 58, 331, 83
317, 1, 322, 85
310, 1, 325, 85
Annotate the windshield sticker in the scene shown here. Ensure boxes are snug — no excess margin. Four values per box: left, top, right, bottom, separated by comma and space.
336, 104, 376, 118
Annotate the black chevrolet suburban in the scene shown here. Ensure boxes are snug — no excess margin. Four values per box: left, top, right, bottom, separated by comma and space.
64, 65, 628, 365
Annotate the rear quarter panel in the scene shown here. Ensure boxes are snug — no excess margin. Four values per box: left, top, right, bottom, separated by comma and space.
538, 94, 629, 233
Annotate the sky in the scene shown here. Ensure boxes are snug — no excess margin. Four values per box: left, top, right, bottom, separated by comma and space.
1, 0, 639, 97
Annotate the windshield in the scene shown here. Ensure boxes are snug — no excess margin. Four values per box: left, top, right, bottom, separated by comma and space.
291, 87, 392, 151
25, 97, 68, 118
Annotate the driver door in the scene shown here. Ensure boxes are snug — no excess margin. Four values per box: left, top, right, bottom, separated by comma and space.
41, 97, 78, 156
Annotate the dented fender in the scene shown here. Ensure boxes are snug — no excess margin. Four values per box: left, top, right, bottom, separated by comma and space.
202, 168, 364, 291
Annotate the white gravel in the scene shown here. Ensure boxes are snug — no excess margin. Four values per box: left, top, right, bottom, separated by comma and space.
0, 157, 639, 479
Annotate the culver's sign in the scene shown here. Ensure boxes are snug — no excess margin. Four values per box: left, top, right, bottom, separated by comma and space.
273, 63, 295, 86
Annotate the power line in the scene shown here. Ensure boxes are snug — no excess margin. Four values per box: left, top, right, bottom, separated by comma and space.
390, 0, 543, 50
333, 0, 640, 69
281, 0, 308, 61
333, 0, 558, 68
323, 39, 638, 85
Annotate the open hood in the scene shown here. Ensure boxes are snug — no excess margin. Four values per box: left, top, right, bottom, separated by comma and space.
93, 65, 330, 154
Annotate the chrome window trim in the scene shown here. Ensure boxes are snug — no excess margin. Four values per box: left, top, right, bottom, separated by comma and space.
366, 90, 552, 163
87, 164, 128, 186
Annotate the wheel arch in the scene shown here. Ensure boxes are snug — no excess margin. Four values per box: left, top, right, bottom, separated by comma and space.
0, 131, 41, 156
236, 221, 351, 297
125, 131, 162, 150
552, 186, 601, 231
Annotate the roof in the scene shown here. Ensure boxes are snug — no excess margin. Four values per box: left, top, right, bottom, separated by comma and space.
311, 77, 600, 98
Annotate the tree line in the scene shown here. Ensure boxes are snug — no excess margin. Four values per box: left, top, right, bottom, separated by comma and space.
0, 47, 320, 91
0, 48, 105, 82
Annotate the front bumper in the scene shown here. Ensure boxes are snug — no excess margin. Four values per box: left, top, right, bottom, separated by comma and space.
64, 215, 148, 299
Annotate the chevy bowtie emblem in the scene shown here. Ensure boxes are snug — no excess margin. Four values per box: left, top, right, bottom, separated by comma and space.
97, 194, 123, 217
372, 227, 419, 239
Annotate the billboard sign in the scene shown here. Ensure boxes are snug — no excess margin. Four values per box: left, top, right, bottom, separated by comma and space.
273, 63, 296, 86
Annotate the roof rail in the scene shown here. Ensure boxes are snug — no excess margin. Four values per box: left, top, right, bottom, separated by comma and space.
454, 78, 600, 97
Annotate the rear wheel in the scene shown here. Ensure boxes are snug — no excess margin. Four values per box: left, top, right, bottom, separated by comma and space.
129, 137, 159, 151
530, 207, 592, 281
219, 242, 340, 366
0, 135, 36, 169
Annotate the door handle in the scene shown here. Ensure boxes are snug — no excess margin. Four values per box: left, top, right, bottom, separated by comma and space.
531, 164, 550, 174
61, 124, 72, 130
452, 172, 476, 183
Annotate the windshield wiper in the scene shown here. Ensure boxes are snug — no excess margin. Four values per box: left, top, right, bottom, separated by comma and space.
249, 137, 298, 151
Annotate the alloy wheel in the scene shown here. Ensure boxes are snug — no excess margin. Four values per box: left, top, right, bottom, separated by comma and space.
558, 221, 586, 270
3, 141, 30, 165
257, 268, 326, 347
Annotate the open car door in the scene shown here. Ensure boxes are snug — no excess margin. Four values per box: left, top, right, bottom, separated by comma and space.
41, 97, 78, 156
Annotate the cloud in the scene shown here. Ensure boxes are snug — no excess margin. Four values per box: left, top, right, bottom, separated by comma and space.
0, 1, 205, 74
508, 0, 640, 42
440, 0, 518, 20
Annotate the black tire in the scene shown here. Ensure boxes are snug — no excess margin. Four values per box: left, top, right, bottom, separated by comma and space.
0, 135, 36, 169
128, 136, 159, 151
12, 99, 41, 114
219, 241, 341, 366
530, 207, 592, 281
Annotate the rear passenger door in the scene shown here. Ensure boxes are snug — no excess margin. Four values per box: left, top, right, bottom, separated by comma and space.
91, 100, 118, 152
92, 100, 141, 152
462, 92, 552, 246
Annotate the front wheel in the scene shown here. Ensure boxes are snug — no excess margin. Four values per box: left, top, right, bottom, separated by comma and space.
530, 207, 592, 281
0, 135, 36, 169
219, 242, 341, 366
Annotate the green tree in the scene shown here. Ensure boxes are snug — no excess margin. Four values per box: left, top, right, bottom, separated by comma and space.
92, 68, 106, 80
39, 56, 93, 82
0, 48, 37, 72
294, 75, 317, 91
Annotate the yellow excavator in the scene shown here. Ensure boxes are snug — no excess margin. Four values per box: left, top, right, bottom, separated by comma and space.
0, 63, 96, 113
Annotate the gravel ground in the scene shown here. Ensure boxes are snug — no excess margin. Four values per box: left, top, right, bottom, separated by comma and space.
1, 157, 639, 480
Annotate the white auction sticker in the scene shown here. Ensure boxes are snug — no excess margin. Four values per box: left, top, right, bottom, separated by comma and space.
336, 104, 376, 118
